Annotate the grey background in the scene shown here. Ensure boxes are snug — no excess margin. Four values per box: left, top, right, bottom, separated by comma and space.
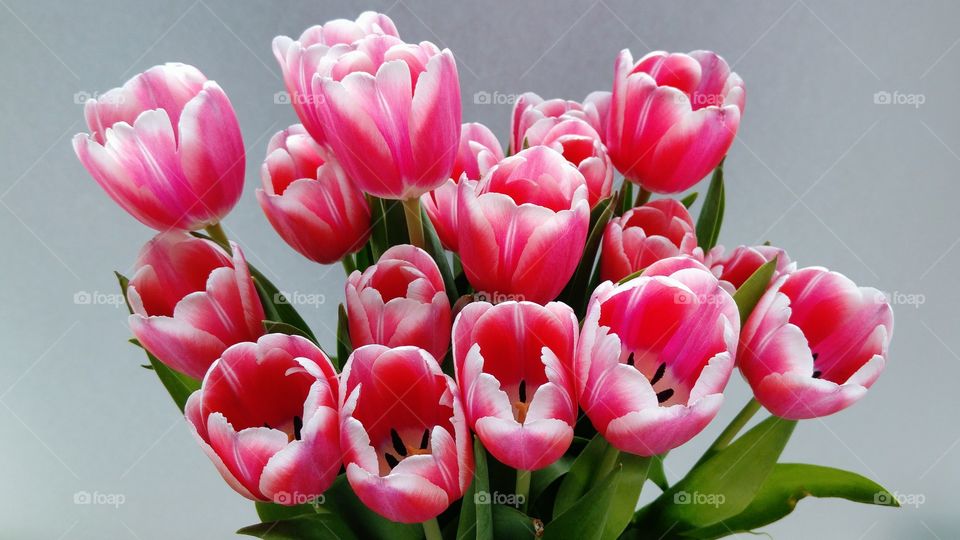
0, 0, 956, 538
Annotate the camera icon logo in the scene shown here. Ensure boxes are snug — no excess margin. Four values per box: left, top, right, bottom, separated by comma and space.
474, 490, 491, 505
474, 91, 491, 105
74, 491, 92, 505
74, 291, 92, 305
873, 91, 892, 105
274, 91, 291, 105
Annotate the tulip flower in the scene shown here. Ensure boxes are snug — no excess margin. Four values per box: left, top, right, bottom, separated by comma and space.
339, 345, 472, 523
257, 124, 371, 264
272, 12, 399, 145
738, 267, 894, 420
605, 49, 745, 194
577, 257, 739, 455
600, 198, 700, 282
311, 36, 462, 200
422, 123, 504, 250
510, 92, 607, 152
457, 146, 590, 304
73, 63, 245, 231
453, 301, 578, 470
346, 245, 451, 361
185, 334, 340, 504
126, 232, 264, 379
706, 244, 795, 293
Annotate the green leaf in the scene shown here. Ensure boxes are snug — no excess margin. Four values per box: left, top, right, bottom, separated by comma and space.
640, 416, 797, 533
116, 271, 199, 412
458, 436, 493, 540
617, 182, 634, 216
681, 464, 900, 538
335, 304, 352, 371
617, 268, 646, 284
263, 320, 314, 341
603, 453, 652, 540
562, 196, 614, 313
322, 476, 422, 540
543, 465, 622, 540
530, 455, 572, 508
355, 242, 374, 272
492, 505, 538, 538
554, 434, 618, 515
254, 501, 316, 522
680, 192, 699, 209
238, 514, 358, 540
420, 207, 459, 306
732, 258, 778, 323
695, 162, 725, 251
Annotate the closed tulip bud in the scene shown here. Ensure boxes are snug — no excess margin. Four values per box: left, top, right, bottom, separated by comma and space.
257, 125, 371, 264
600, 199, 700, 282
73, 63, 245, 231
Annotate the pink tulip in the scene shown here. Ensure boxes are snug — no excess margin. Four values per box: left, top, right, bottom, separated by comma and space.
185, 334, 340, 504
272, 12, 399, 145
739, 267, 893, 420
312, 36, 462, 199
340, 345, 472, 523
73, 63, 245, 231
577, 257, 739, 455
346, 245, 451, 361
257, 124, 371, 264
706, 244, 795, 293
600, 199, 700, 282
510, 92, 607, 152
422, 123, 504, 250
126, 232, 264, 379
605, 49, 745, 194
457, 146, 590, 304
453, 301, 577, 470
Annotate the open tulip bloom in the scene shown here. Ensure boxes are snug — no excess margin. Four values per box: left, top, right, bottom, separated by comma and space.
81, 10, 901, 540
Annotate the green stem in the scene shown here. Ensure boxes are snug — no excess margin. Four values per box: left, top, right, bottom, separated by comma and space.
422, 517, 442, 540
515, 469, 531, 512
696, 398, 761, 466
205, 222, 231, 253
599, 440, 621, 474
341, 254, 357, 275
634, 186, 652, 207
402, 197, 425, 250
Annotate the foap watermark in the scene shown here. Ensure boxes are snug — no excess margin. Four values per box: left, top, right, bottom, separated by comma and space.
474, 490, 525, 508
274, 291, 327, 309
875, 490, 925, 508
473, 90, 520, 106
274, 91, 324, 106
473, 291, 525, 304
873, 90, 925, 108
673, 490, 726, 508
273, 491, 325, 506
74, 290, 125, 308
873, 289, 925, 309
73, 90, 125, 105
673, 291, 726, 306
74, 490, 126, 508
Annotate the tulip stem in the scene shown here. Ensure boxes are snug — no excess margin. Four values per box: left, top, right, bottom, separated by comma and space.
341, 255, 357, 275
635, 186, 652, 206
697, 398, 761, 465
422, 518, 442, 540
205, 222, 231, 253
402, 197, 426, 250
516, 469, 531, 512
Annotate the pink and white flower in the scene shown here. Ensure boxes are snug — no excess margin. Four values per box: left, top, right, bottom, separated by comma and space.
600, 199, 700, 282
738, 267, 893, 419
185, 334, 340, 504
126, 232, 264, 379
706, 244, 795, 293
257, 124, 371, 264
340, 345, 472, 523
453, 301, 578, 470
73, 63, 245, 231
577, 257, 739, 455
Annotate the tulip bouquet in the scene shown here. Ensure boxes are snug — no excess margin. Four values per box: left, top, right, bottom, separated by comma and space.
73, 10, 899, 540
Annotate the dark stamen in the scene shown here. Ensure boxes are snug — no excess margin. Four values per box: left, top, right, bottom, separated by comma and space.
812, 352, 819, 362
263, 422, 271, 429
384, 453, 400, 468
656, 388, 675, 403
626, 352, 635, 366
650, 362, 666, 385
812, 370, 822, 379
293, 416, 303, 441
390, 428, 407, 456
518, 380, 527, 403
419, 428, 430, 450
